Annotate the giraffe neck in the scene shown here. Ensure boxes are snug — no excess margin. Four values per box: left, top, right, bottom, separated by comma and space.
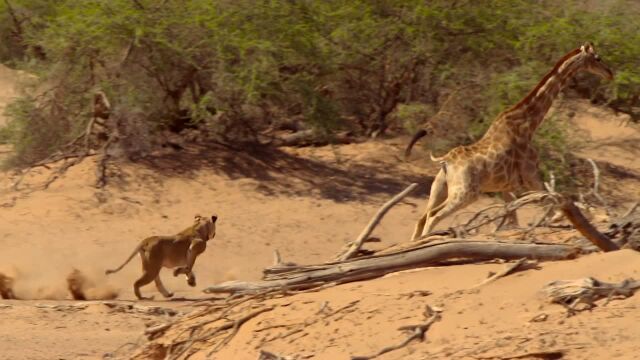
489, 48, 585, 141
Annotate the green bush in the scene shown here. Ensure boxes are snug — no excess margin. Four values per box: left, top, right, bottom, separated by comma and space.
0, 0, 637, 172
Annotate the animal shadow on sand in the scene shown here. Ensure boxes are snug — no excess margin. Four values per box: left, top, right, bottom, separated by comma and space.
130, 143, 431, 203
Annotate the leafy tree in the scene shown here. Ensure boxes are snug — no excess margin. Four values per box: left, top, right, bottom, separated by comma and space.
0, 0, 637, 179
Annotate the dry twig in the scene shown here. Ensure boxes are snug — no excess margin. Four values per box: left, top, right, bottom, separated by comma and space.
450, 191, 562, 236
168, 306, 275, 360
470, 258, 536, 289
351, 305, 441, 360
259, 300, 360, 345
586, 158, 610, 214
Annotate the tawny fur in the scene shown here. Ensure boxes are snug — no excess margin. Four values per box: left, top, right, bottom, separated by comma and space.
105, 214, 218, 300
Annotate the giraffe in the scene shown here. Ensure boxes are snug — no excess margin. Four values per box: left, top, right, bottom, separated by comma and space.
405, 42, 614, 241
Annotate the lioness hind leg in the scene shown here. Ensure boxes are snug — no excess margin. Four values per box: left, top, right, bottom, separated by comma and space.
154, 276, 174, 298
134, 272, 156, 300
134, 259, 160, 300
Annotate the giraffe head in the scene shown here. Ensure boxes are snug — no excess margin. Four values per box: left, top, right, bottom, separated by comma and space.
577, 42, 614, 81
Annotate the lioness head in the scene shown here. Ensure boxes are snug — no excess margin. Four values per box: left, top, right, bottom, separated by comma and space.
194, 214, 217, 241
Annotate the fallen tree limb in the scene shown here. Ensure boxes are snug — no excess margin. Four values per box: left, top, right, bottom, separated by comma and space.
351, 305, 441, 360
204, 240, 579, 295
542, 277, 640, 315
336, 183, 418, 261
560, 199, 619, 252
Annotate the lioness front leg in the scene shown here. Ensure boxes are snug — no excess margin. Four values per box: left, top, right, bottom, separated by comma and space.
173, 238, 206, 287
173, 267, 197, 287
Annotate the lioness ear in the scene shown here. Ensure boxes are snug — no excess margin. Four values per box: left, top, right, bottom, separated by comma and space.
211, 215, 218, 223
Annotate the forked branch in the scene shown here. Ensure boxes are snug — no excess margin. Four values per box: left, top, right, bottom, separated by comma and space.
336, 183, 418, 261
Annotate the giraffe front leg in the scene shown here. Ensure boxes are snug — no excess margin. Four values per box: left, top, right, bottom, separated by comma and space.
519, 157, 563, 225
520, 148, 545, 192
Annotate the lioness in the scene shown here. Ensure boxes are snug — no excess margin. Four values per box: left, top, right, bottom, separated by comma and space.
105, 214, 217, 300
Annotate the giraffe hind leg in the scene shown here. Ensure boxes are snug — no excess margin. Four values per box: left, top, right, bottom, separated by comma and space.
412, 169, 448, 241
423, 187, 478, 237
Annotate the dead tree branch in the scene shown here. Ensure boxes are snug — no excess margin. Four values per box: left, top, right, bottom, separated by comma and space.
204, 240, 579, 295
168, 306, 275, 360
336, 183, 418, 261
451, 191, 561, 236
95, 137, 114, 188
560, 199, 619, 252
450, 190, 620, 252
258, 300, 359, 345
542, 277, 640, 315
622, 201, 639, 219
586, 158, 609, 212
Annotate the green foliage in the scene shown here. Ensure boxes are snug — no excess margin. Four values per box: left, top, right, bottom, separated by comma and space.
0, 0, 638, 173
533, 114, 575, 193
1, 95, 71, 167
395, 103, 435, 135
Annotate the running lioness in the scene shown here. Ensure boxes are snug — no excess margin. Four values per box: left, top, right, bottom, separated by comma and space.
105, 214, 217, 300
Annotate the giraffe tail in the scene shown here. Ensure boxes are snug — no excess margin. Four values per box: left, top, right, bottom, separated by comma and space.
429, 152, 446, 162
403, 129, 428, 161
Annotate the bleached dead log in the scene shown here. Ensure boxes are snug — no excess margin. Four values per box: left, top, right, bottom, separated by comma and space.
204, 240, 579, 295
542, 277, 640, 314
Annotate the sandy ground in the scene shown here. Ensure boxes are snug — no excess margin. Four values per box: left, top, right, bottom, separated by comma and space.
1, 65, 640, 359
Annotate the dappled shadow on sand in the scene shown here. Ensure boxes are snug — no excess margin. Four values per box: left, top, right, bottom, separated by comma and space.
133, 143, 432, 203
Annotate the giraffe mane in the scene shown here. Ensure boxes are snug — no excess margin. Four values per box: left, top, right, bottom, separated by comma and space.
507, 47, 582, 112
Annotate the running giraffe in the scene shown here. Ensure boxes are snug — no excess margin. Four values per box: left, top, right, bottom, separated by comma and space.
405, 42, 614, 241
